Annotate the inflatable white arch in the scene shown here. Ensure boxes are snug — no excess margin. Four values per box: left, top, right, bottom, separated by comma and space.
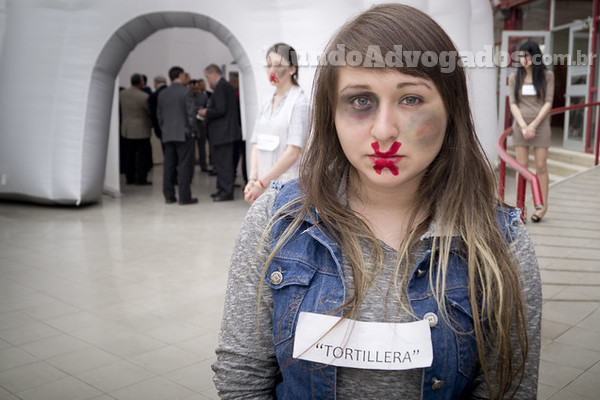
0, 0, 496, 205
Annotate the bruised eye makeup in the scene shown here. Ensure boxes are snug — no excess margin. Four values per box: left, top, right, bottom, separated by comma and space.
351, 95, 373, 111
340, 93, 376, 112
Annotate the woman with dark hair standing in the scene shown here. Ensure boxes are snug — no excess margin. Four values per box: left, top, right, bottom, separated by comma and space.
509, 41, 555, 222
244, 43, 310, 204
214, 4, 541, 399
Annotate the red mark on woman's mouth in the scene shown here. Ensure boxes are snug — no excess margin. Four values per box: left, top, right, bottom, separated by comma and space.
371, 141, 401, 156
373, 159, 399, 175
371, 142, 402, 175
270, 73, 279, 84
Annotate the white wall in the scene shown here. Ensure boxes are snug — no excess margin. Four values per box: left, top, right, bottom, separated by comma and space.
118, 28, 233, 88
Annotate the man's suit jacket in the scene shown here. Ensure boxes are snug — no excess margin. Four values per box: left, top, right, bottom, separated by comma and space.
148, 84, 167, 139
157, 82, 197, 143
119, 87, 151, 140
205, 78, 241, 146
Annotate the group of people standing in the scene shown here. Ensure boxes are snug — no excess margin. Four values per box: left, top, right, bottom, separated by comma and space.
119, 49, 309, 206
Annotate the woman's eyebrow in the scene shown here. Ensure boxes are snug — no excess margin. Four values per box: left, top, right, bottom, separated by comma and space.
339, 81, 432, 94
397, 81, 432, 90
339, 84, 371, 93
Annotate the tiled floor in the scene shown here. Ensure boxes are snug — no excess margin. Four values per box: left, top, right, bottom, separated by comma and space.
521, 165, 600, 400
0, 168, 250, 400
0, 164, 599, 399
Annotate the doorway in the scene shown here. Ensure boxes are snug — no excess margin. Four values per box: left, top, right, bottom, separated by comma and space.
83, 11, 257, 197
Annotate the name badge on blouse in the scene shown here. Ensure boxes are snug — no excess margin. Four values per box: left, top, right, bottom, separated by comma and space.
521, 84, 536, 96
256, 134, 280, 151
292, 312, 433, 370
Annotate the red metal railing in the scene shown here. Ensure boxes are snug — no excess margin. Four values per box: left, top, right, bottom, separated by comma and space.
498, 101, 600, 220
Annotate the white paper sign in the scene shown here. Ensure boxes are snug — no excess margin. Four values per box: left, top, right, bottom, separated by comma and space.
521, 84, 536, 96
292, 312, 433, 370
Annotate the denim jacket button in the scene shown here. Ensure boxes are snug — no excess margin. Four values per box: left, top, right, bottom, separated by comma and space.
431, 377, 444, 390
423, 312, 438, 327
270, 271, 283, 285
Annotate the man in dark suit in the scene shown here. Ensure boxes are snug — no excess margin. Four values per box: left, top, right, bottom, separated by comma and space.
198, 64, 241, 202
148, 75, 167, 141
119, 73, 152, 185
157, 66, 198, 205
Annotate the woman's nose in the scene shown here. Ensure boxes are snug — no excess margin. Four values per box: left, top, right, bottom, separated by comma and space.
371, 104, 399, 143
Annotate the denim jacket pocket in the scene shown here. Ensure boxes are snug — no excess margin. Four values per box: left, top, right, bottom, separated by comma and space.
445, 285, 478, 379
265, 255, 317, 345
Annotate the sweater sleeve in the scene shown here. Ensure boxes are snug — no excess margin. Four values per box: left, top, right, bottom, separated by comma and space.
469, 219, 542, 398
212, 190, 279, 399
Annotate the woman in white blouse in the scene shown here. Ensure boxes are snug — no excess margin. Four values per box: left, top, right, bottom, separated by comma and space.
244, 43, 310, 204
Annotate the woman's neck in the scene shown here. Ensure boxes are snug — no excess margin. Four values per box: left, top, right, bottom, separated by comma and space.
346, 169, 423, 249
275, 80, 293, 97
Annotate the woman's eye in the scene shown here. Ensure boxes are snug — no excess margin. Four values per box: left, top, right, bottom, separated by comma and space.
351, 96, 373, 110
401, 96, 422, 106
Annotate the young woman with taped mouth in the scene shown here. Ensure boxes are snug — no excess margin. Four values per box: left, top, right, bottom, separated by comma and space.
244, 43, 310, 205
213, 4, 541, 399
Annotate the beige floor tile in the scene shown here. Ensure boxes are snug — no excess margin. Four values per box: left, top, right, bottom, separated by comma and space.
540, 341, 600, 370
0, 347, 37, 372
553, 287, 600, 302
542, 301, 597, 326
538, 383, 559, 400
128, 346, 199, 375
0, 386, 21, 400
556, 327, 600, 352
108, 376, 194, 400
143, 321, 207, 345
16, 376, 102, 400
0, 361, 67, 393
95, 333, 166, 359
0, 321, 62, 346
19, 334, 91, 360
75, 360, 153, 392
538, 359, 583, 389
0, 311, 38, 331
46, 346, 120, 375
541, 319, 572, 341
562, 368, 600, 399
44, 311, 111, 333
546, 389, 598, 400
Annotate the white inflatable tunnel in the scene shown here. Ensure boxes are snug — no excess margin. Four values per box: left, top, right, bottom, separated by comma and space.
0, 0, 497, 205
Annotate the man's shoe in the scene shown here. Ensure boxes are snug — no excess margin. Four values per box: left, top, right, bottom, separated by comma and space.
209, 170, 217, 176
210, 191, 221, 198
179, 198, 198, 205
165, 197, 177, 204
136, 180, 152, 186
213, 193, 233, 202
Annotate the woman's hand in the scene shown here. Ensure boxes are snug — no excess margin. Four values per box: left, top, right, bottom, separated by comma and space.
244, 180, 264, 204
523, 125, 536, 140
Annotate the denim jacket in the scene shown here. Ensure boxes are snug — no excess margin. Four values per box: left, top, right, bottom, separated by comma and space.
264, 180, 520, 400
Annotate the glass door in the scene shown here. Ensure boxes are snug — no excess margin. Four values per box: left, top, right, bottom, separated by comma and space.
563, 18, 593, 150
498, 31, 552, 138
